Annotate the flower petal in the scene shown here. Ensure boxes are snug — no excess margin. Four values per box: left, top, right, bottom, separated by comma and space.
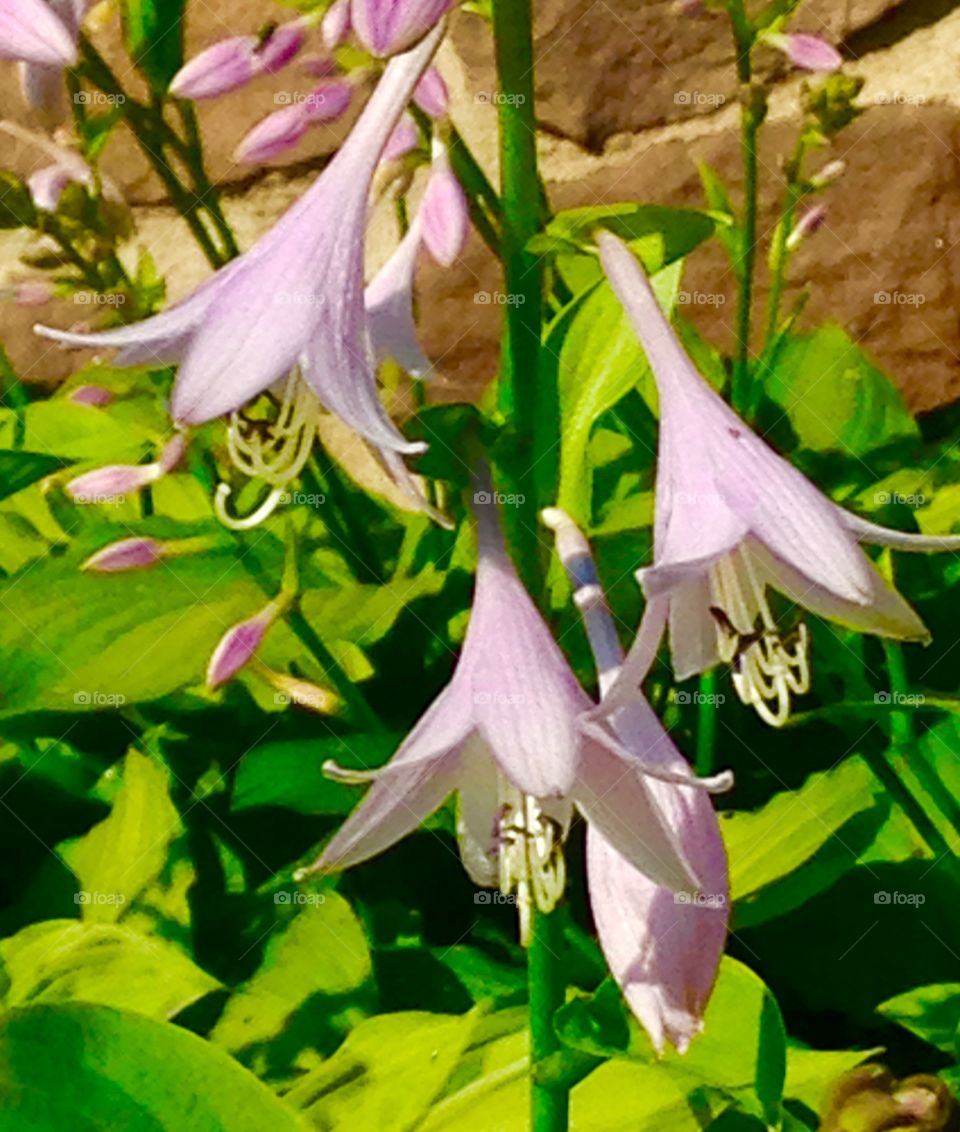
315, 684, 472, 871
365, 216, 432, 378
455, 735, 501, 887
0, 0, 77, 66
587, 821, 728, 1054
667, 575, 721, 681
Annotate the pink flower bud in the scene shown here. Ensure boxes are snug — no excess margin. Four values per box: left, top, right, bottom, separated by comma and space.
158, 433, 187, 473
28, 163, 86, 211
420, 144, 468, 266
301, 78, 353, 123
351, 0, 454, 58
321, 0, 351, 50
12, 279, 56, 307
206, 602, 280, 689
786, 204, 827, 249
67, 462, 163, 503
810, 159, 846, 187
300, 53, 337, 78
169, 36, 259, 100
69, 384, 113, 406
83, 537, 163, 573
234, 104, 309, 164
382, 112, 419, 161
256, 19, 307, 73
413, 65, 448, 118
767, 32, 842, 73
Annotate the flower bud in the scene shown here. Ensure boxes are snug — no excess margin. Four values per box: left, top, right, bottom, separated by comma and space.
206, 601, 282, 689
264, 669, 340, 714
382, 112, 419, 161
413, 65, 448, 118
67, 462, 163, 503
767, 32, 842, 73
301, 78, 353, 123
256, 19, 307, 73
12, 279, 56, 307
420, 142, 468, 266
321, 0, 351, 50
82, 537, 163, 573
234, 104, 309, 164
158, 433, 188, 474
169, 36, 259, 100
69, 384, 113, 406
350, 0, 454, 58
786, 204, 827, 250
810, 159, 846, 188
27, 163, 84, 211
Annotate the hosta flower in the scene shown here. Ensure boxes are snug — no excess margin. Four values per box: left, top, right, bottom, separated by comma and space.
598, 231, 960, 726
206, 596, 287, 689
351, 0, 455, 58
66, 434, 186, 503
306, 492, 731, 952
545, 507, 728, 1054
419, 138, 468, 267
0, 0, 77, 67
234, 79, 354, 164
170, 19, 308, 100
16, 0, 88, 111
766, 32, 842, 74
37, 26, 445, 526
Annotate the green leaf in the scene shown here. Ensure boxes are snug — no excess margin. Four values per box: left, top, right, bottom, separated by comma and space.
724, 756, 887, 926
0, 1003, 303, 1131
120, 0, 186, 91
212, 892, 372, 1055
0, 173, 37, 228
784, 1046, 882, 1114
0, 451, 64, 503
60, 749, 180, 924
0, 399, 156, 460
765, 325, 919, 457
287, 1011, 480, 1131
232, 735, 402, 815
551, 262, 681, 526
0, 920, 218, 1020
878, 983, 960, 1053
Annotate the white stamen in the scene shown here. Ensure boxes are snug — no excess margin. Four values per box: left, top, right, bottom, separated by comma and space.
496, 785, 565, 946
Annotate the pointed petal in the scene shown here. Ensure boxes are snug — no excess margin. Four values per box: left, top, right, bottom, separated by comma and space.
464, 498, 590, 798
587, 822, 728, 1054
667, 576, 721, 681
839, 506, 960, 552
455, 736, 501, 887
365, 216, 432, 378
0, 0, 77, 66
755, 541, 930, 643
316, 684, 472, 870
420, 157, 469, 267
598, 594, 669, 713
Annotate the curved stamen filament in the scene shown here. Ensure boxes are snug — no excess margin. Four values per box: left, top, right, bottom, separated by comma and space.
497, 789, 565, 946
710, 547, 811, 727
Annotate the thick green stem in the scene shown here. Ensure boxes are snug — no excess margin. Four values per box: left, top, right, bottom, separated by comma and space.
528, 907, 569, 1132
491, 0, 546, 585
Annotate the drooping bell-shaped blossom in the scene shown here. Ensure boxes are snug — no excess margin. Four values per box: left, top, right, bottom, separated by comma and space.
66, 434, 186, 504
0, 0, 77, 66
206, 596, 286, 689
305, 489, 731, 945
321, 0, 352, 49
413, 65, 448, 119
598, 231, 960, 727
169, 36, 260, 100
36, 26, 445, 473
419, 138, 468, 267
544, 507, 728, 1054
766, 32, 842, 73
351, 0, 455, 58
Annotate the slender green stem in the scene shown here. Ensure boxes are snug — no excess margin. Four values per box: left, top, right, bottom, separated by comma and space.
491, 0, 547, 587
861, 747, 957, 867
528, 906, 569, 1132
696, 670, 718, 776
176, 101, 240, 260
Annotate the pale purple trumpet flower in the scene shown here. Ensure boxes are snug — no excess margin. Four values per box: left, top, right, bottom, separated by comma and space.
206, 597, 287, 690
419, 137, 468, 267
17, 0, 88, 110
766, 32, 842, 73
303, 491, 731, 947
544, 507, 728, 1054
0, 0, 77, 67
36, 26, 445, 527
351, 0, 455, 58
598, 231, 960, 727
66, 434, 186, 504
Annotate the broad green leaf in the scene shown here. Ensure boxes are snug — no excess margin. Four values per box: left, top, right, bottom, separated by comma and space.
212, 892, 371, 1055
570, 1060, 702, 1132
551, 263, 681, 526
0, 400, 155, 460
0, 1003, 302, 1131
878, 983, 960, 1053
288, 1011, 479, 1131
724, 756, 886, 925
0, 550, 298, 716
765, 325, 918, 457
0, 451, 64, 503
60, 749, 179, 924
784, 1046, 882, 1114
0, 920, 218, 1020
232, 734, 402, 815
